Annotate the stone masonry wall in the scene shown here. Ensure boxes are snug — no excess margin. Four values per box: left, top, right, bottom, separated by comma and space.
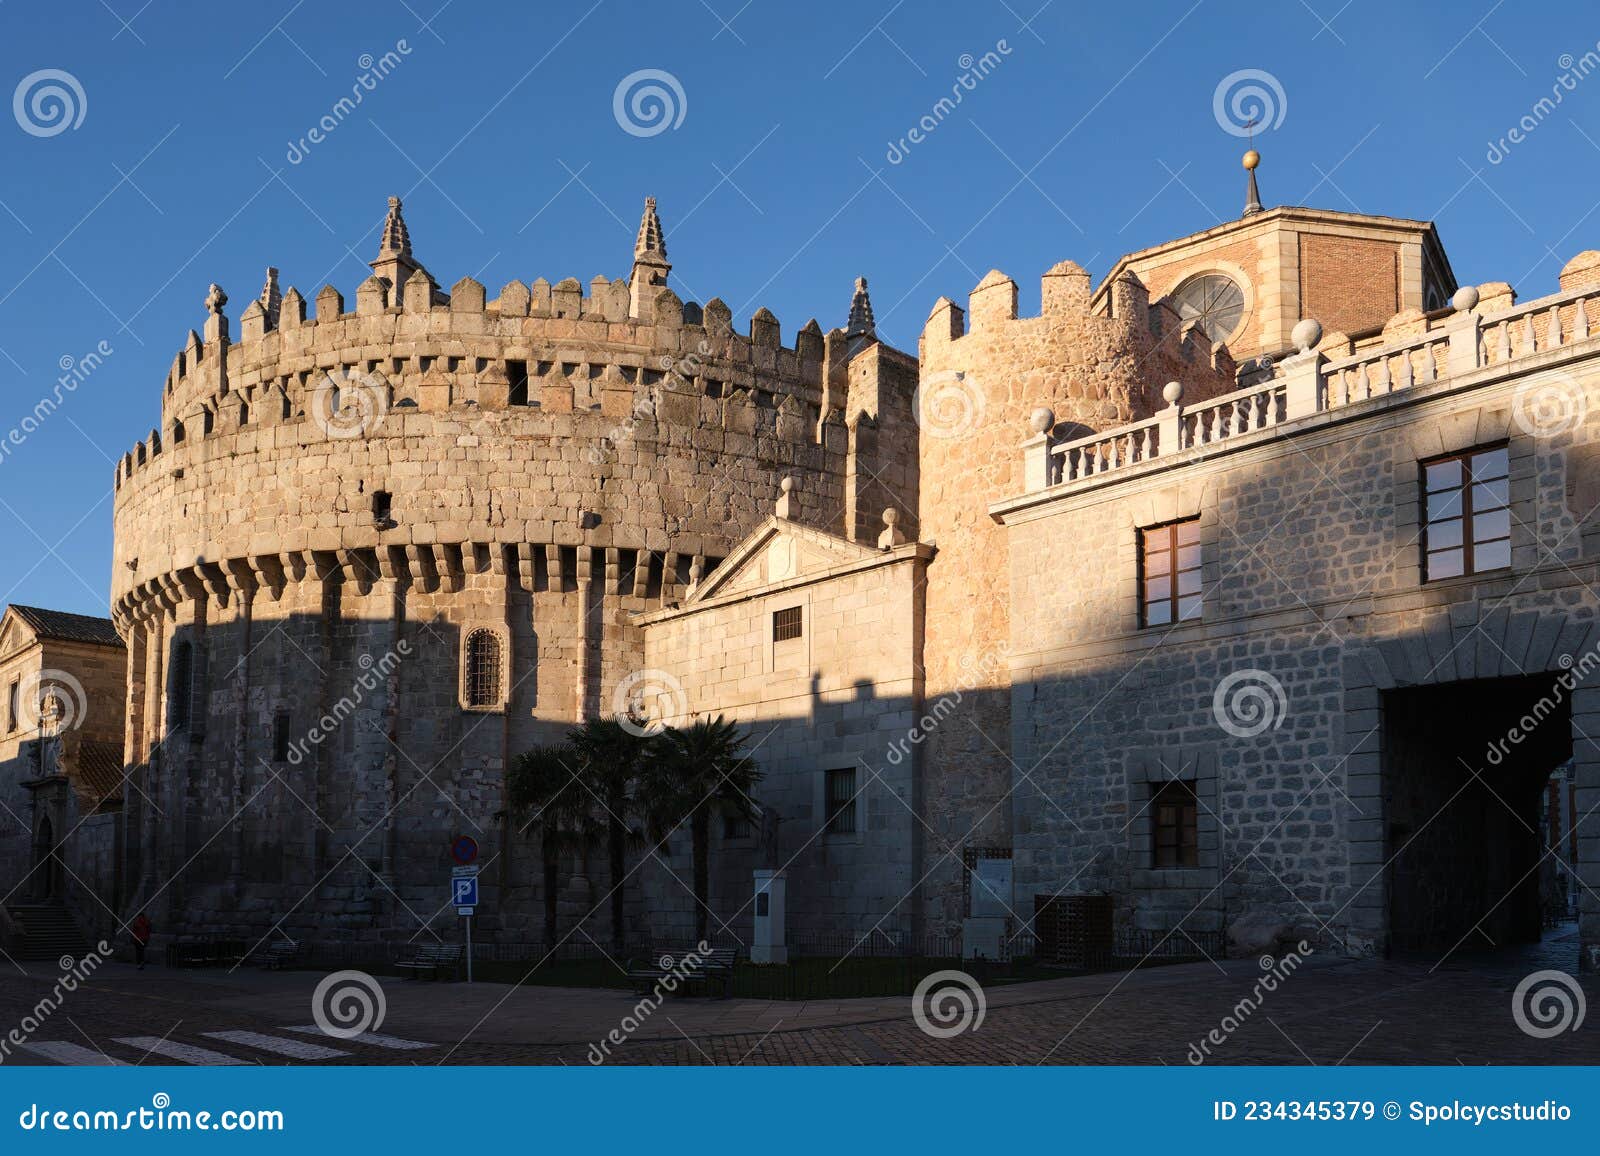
999, 326, 1600, 958
911, 262, 1236, 931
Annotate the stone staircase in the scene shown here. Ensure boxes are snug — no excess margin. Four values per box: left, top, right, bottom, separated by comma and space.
5, 902, 93, 962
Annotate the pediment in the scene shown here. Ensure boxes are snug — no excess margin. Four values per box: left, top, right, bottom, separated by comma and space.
686, 517, 881, 605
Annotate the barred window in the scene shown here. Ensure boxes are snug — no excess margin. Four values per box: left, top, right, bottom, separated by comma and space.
1140, 517, 1202, 627
464, 629, 503, 709
773, 606, 803, 642
1152, 780, 1198, 869
723, 812, 752, 840
1422, 445, 1510, 581
824, 767, 856, 835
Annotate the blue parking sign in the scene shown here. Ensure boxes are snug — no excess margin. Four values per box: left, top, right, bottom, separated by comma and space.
452, 869, 479, 909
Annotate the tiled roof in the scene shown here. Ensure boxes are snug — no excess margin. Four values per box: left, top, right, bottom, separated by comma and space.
8, 605, 123, 648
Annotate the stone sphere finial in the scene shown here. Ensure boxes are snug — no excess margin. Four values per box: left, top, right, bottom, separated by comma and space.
1162, 381, 1184, 407
1452, 285, 1479, 313
883, 507, 899, 526
1291, 318, 1323, 354
1242, 149, 1260, 171
780, 476, 793, 493
1028, 407, 1055, 434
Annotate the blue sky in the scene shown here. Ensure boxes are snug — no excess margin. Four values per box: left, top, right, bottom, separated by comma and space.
1, 0, 1598, 617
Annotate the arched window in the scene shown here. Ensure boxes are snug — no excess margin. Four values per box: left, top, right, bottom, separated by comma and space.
170, 640, 193, 728
1167, 273, 1246, 344
464, 629, 502, 709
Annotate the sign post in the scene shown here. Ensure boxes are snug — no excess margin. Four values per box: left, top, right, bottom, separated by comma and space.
451, 838, 481, 984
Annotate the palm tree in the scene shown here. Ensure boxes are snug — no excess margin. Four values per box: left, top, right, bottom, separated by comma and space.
639, 716, 761, 943
567, 718, 646, 951
504, 743, 600, 947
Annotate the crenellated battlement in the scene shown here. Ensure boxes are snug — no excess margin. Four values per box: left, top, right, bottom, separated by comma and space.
121, 197, 854, 495
112, 195, 920, 617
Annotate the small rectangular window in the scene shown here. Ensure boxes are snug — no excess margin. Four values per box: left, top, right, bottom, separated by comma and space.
372, 490, 393, 525
723, 812, 752, 840
507, 360, 529, 406
824, 767, 856, 835
1152, 781, 1199, 869
773, 606, 803, 642
1422, 445, 1510, 581
1139, 517, 1202, 627
273, 712, 291, 762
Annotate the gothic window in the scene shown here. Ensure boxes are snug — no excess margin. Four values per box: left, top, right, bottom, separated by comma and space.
170, 641, 193, 728
463, 629, 503, 710
1168, 273, 1246, 344
1422, 445, 1510, 581
1151, 780, 1199, 869
1139, 517, 1202, 627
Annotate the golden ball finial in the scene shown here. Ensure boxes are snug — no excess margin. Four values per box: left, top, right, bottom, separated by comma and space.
1242, 149, 1260, 170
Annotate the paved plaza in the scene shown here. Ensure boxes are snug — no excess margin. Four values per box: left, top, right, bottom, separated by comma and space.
0, 929, 1594, 1066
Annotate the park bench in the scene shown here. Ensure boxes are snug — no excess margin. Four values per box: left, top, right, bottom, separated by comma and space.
626, 945, 739, 998
395, 943, 463, 981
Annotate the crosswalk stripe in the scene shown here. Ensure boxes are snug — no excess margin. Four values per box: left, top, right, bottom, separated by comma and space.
114, 1036, 251, 1066
18, 1041, 124, 1066
282, 1025, 435, 1050
202, 1030, 348, 1060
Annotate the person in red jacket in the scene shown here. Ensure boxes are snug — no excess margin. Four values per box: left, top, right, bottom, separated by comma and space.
130, 912, 151, 970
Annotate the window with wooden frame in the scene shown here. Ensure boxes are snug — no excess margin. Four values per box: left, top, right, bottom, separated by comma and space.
824, 767, 856, 835
463, 629, 503, 710
1421, 445, 1510, 581
1139, 517, 1202, 627
772, 605, 803, 643
1151, 780, 1199, 869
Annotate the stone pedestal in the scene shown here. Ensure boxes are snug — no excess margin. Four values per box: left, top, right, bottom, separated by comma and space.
751, 869, 788, 965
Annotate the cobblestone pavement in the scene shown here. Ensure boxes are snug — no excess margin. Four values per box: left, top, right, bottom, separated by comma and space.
0, 929, 1595, 1066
